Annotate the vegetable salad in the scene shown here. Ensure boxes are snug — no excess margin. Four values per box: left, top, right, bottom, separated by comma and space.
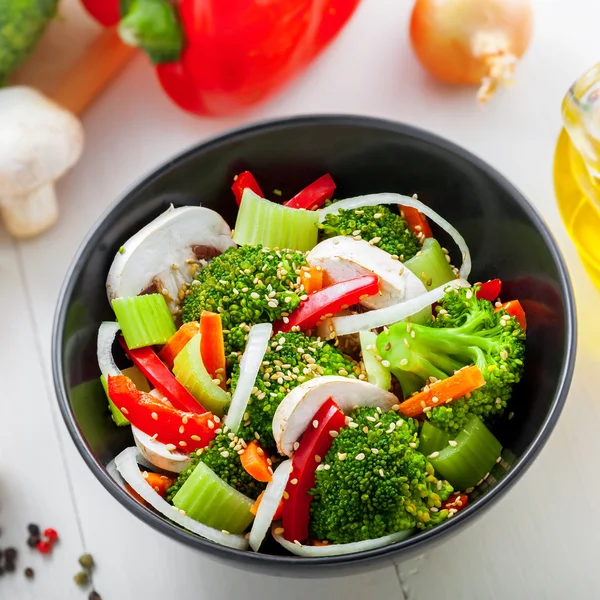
101, 172, 526, 556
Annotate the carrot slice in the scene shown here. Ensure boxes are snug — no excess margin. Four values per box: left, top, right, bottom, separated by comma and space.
401, 205, 433, 238
142, 471, 176, 498
250, 490, 283, 519
495, 300, 527, 331
159, 322, 201, 369
240, 441, 272, 482
397, 365, 486, 418
300, 265, 324, 295
199, 311, 227, 387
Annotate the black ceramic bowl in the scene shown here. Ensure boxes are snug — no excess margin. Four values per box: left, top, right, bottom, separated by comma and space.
53, 115, 576, 575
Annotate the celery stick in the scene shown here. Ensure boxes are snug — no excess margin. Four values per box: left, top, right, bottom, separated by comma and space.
101, 366, 151, 426
112, 294, 176, 349
359, 331, 391, 390
405, 238, 456, 291
172, 462, 254, 534
173, 333, 230, 416
418, 420, 451, 457
429, 415, 502, 491
233, 189, 319, 252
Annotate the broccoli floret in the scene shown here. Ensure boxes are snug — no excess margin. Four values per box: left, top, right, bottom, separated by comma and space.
166, 430, 266, 502
181, 245, 307, 353
317, 204, 420, 260
377, 286, 526, 435
309, 407, 453, 544
232, 332, 361, 448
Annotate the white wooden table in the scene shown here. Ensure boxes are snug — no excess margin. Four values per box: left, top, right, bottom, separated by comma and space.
2, 1, 599, 598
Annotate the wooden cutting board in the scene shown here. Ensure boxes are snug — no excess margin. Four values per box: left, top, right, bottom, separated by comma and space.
10, 0, 136, 115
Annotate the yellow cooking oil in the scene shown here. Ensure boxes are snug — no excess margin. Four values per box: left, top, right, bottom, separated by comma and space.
554, 63, 600, 288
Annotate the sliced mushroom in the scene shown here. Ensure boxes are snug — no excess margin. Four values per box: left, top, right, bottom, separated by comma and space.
272, 376, 399, 457
307, 236, 427, 309
106, 206, 235, 314
132, 426, 192, 473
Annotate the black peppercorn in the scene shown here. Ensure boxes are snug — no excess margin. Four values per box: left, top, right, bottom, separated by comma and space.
27, 536, 40, 548
4, 547, 17, 561
27, 524, 40, 537
89, 592, 102, 600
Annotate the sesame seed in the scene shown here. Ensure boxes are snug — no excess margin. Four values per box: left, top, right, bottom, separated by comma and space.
349, 422, 359, 429
381, 359, 391, 368
274, 527, 284, 535
312, 419, 319, 428
400, 358, 408, 366
315, 455, 322, 463
409, 442, 417, 448
428, 451, 440, 459
208, 420, 215, 429
165, 444, 176, 451
448, 440, 458, 447
371, 448, 379, 454
337, 453, 347, 461
293, 442, 300, 451
182, 416, 189, 424
179, 509, 187, 515
191, 435, 201, 442
120, 407, 129, 415
431, 396, 439, 404
151, 412, 158, 421
366, 415, 376, 422
179, 441, 187, 447
316, 464, 325, 471
355, 453, 365, 461
220, 451, 229, 458
290, 478, 298, 485
282, 491, 290, 500
329, 430, 339, 438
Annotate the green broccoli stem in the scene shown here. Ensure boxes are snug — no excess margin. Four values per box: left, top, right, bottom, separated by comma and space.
119, 0, 183, 64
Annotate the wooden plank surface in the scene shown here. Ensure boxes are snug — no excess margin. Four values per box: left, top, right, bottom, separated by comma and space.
1, 0, 599, 598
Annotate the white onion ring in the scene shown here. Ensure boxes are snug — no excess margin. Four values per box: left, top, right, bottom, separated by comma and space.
115, 447, 249, 550
249, 459, 293, 552
97, 322, 121, 378
272, 525, 414, 557
325, 279, 470, 336
318, 193, 471, 280
225, 323, 272, 433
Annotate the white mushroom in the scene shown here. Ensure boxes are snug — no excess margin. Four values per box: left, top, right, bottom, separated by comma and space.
106, 205, 235, 313
132, 426, 192, 473
306, 236, 426, 309
0, 87, 83, 238
272, 376, 399, 457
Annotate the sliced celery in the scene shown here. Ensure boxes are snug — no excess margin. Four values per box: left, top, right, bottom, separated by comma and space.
112, 294, 176, 349
233, 189, 319, 252
359, 331, 391, 390
101, 366, 151, 426
172, 462, 254, 534
418, 420, 451, 457
173, 333, 230, 416
429, 415, 502, 491
405, 238, 456, 291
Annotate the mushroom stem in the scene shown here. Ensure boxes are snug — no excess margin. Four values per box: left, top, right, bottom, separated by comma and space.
0, 183, 58, 238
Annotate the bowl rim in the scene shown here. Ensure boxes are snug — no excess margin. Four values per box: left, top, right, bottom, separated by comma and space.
52, 114, 577, 570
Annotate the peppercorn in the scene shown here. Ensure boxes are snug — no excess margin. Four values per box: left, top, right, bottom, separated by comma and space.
27, 535, 40, 548
27, 524, 40, 537
89, 592, 102, 600
24, 567, 34, 579
5, 547, 17, 561
74, 570, 89, 586
44, 528, 59, 543
36, 540, 52, 554
4, 561, 15, 573
78, 553, 95, 570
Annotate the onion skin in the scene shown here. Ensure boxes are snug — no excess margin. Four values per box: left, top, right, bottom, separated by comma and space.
410, 0, 534, 102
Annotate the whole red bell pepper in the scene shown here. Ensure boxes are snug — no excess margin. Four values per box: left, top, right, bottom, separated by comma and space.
82, 0, 361, 116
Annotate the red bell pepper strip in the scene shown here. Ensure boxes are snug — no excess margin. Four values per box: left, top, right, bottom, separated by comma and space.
284, 174, 336, 210
119, 337, 206, 414
232, 172, 264, 206
86, 0, 361, 117
282, 398, 346, 543
441, 493, 469, 512
81, 0, 121, 26
476, 279, 502, 302
107, 375, 216, 450
495, 300, 527, 331
401, 206, 433, 238
274, 275, 380, 333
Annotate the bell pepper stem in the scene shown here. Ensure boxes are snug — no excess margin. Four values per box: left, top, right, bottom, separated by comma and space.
118, 0, 184, 64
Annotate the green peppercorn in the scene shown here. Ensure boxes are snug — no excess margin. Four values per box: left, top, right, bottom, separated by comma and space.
74, 571, 89, 586
78, 553, 95, 570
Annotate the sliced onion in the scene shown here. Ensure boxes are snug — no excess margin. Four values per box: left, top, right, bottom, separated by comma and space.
225, 323, 272, 433
132, 426, 192, 473
115, 447, 249, 550
318, 193, 471, 280
249, 459, 293, 552
325, 279, 470, 336
272, 526, 414, 557
97, 322, 121, 378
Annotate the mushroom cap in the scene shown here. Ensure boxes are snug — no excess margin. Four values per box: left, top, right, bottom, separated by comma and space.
0, 87, 84, 196
272, 376, 399, 457
307, 236, 426, 309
